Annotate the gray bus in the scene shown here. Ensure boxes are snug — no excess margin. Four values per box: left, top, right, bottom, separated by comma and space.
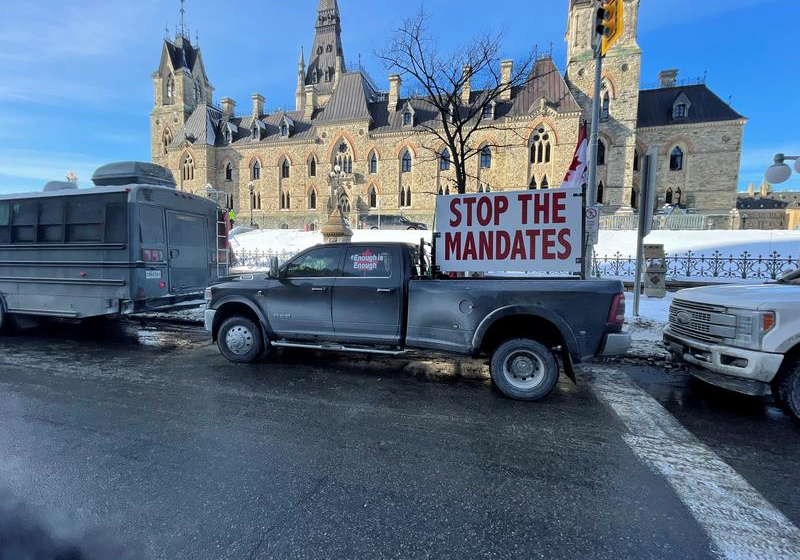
0, 162, 228, 330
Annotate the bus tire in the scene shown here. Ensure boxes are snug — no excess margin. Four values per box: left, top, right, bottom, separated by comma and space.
217, 316, 263, 363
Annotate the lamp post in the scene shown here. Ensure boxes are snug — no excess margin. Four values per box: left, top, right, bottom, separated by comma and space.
765, 153, 800, 185
247, 181, 256, 226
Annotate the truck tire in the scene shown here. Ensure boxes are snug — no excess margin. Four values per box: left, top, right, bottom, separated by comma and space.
217, 316, 264, 363
490, 338, 559, 401
773, 358, 800, 420
0, 301, 5, 334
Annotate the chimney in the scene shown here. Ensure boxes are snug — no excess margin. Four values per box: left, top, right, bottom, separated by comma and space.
747, 182, 755, 196
658, 69, 679, 88
461, 66, 472, 105
251, 93, 265, 118
304, 85, 317, 119
334, 55, 343, 89
760, 179, 772, 197
500, 60, 513, 102
221, 97, 236, 118
388, 75, 401, 112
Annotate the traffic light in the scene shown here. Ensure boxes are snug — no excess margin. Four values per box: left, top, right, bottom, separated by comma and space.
596, 0, 624, 56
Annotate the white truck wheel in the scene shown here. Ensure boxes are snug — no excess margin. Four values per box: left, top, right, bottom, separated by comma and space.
773, 357, 800, 421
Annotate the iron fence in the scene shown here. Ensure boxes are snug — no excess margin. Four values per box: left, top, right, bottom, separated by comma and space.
600, 214, 711, 231
232, 248, 799, 282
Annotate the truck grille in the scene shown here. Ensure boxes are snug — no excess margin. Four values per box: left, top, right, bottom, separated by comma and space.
668, 299, 736, 343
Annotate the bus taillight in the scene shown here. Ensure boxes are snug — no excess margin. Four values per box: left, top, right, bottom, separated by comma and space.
142, 249, 164, 262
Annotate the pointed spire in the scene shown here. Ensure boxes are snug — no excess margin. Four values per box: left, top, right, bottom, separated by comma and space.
179, 0, 187, 38
299, 46, 305, 69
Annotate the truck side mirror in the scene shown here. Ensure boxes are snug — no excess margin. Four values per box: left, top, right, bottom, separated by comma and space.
268, 256, 280, 279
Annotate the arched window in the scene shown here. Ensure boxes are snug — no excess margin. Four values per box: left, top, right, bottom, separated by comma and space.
529, 127, 552, 164
251, 192, 262, 210
193, 80, 202, 103
529, 176, 537, 190
480, 146, 492, 169
402, 111, 413, 126
597, 182, 604, 204
406, 188, 412, 207
400, 187, 412, 207
162, 129, 173, 155
670, 147, 684, 171
225, 163, 233, 182
633, 151, 641, 172
630, 187, 638, 209
280, 190, 291, 210
182, 154, 194, 181
541, 176, 549, 190
478, 184, 484, 193
369, 152, 378, 174
309, 157, 317, 177
439, 149, 451, 171
597, 140, 606, 166
369, 186, 377, 208
675, 188, 683, 205
338, 195, 351, 214
165, 74, 175, 105
251, 160, 261, 180
601, 92, 610, 120
401, 150, 412, 173
223, 126, 232, 145
280, 123, 289, 138
309, 188, 317, 210
281, 159, 290, 179
665, 188, 673, 204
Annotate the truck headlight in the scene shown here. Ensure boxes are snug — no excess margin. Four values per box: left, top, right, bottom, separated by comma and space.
204, 288, 213, 304
726, 309, 776, 349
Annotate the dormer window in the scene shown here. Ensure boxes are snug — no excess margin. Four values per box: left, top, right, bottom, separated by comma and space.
672, 93, 692, 120
223, 127, 232, 144
278, 115, 294, 139
402, 111, 413, 126
280, 124, 289, 137
674, 103, 687, 118
482, 101, 496, 120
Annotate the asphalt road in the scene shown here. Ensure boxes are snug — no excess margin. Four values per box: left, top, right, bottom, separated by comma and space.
0, 319, 798, 560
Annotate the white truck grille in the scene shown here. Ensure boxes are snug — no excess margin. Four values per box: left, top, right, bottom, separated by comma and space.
669, 299, 737, 343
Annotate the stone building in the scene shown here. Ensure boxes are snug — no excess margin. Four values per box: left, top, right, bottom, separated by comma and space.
150, 0, 747, 229
736, 182, 800, 230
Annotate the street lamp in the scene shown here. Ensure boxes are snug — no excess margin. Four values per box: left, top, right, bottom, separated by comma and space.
765, 153, 800, 185
247, 181, 256, 226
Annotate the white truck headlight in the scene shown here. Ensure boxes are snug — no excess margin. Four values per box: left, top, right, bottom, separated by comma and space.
204, 288, 213, 304
726, 309, 775, 350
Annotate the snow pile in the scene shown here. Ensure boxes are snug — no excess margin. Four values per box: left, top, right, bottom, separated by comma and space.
624, 292, 674, 360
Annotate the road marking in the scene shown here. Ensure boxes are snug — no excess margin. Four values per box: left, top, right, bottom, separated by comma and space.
584, 367, 800, 560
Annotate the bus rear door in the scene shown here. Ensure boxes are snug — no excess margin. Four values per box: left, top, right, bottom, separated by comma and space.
166, 211, 209, 293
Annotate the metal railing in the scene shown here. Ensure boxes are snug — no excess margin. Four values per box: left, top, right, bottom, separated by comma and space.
600, 214, 710, 231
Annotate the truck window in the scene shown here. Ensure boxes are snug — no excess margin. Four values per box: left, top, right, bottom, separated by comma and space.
343, 247, 393, 278
139, 206, 165, 244
285, 247, 342, 278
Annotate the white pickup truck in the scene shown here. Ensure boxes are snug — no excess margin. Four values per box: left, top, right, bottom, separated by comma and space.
664, 268, 800, 419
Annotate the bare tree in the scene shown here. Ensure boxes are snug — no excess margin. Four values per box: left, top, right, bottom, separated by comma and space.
377, 9, 537, 194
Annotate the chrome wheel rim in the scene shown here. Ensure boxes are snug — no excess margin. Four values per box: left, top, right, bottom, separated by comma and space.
502, 350, 545, 390
225, 325, 254, 356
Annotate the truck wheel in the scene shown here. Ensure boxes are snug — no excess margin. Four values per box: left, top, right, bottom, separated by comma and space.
0, 302, 5, 334
490, 338, 559, 401
773, 358, 800, 420
217, 316, 263, 363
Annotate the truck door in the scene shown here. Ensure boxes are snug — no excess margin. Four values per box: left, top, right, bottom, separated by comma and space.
332, 245, 402, 345
267, 245, 344, 340
166, 211, 208, 293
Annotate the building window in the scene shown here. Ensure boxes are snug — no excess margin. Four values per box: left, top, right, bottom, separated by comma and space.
670, 147, 684, 171
597, 182, 604, 204
597, 140, 606, 166
162, 129, 173, 155
529, 176, 537, 190
630, 187, 638, 209
182, 154, 194, 181
309, 157, 317, 177
251, 192, 262, 210
529, 128, 551, 164
252, 125, 260, 141
225, 163, 233, 182
674, 103, 687, 119
401, 150, 412, 173
280, 190, 291, 210
482, 102, 495, 120
223, 126, 232, 144
665, 188, 673, 204
400, 187, 412, 207
369, 186, 377, 208
540, 176, 549, 190
282, 159, 290, 179
439, 149, 451, 171
633, 151, 640, 172
280, 123, 289, 138
480, 146, 492, 169
193, 80, 202, 103
601, 92, 610, 120
309, 188, 317, 210
251, 160, 261, 180
402, 111, 413, 126
675, 188, 683, 205
165, 74, 175, 105
369, 153, 378, 174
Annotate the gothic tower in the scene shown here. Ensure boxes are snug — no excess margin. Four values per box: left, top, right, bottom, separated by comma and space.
565, 0, 642, 211
150, 31, 214, 167
306, 0, 346, 107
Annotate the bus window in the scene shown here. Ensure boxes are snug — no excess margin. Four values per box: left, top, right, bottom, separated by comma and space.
105, 204, 127, 244
0, 204, 10, 244
12, 202, 36, 243
38, 200, 65, 243
168, 213, 204, 246
66, 198, 104, 243
139, 206, 165, 244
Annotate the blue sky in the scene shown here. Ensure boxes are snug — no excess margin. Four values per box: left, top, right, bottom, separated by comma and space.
0, 0, 797, 194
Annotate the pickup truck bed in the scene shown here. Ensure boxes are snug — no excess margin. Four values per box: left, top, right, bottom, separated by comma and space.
205, 242, 630, 402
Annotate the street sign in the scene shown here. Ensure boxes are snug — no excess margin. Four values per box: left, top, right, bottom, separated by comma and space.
434, 188, 584, 274
585, 205, 601, 246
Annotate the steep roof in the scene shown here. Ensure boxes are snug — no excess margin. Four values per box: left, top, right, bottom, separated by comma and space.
172, 104, 221, 146
165, 35, 199, 72
737, 192, 800, 210
508, 58, 581, 116
637, 84, 745, 128
316, 72, 376, 122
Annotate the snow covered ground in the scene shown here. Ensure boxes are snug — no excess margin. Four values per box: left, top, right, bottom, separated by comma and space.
624, 292, 674, 360
232, 228, 800, 259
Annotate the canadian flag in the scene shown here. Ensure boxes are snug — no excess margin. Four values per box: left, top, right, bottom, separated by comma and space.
562, 121, 588, 190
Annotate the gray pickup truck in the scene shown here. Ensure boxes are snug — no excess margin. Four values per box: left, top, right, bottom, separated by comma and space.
204, 242, 630, 401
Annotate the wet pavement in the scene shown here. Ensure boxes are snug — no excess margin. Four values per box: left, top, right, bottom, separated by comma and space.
0, 319, 798, 559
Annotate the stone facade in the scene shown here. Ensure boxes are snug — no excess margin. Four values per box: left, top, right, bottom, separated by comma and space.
736, 187, 800, 230
150, 0, 746, 229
